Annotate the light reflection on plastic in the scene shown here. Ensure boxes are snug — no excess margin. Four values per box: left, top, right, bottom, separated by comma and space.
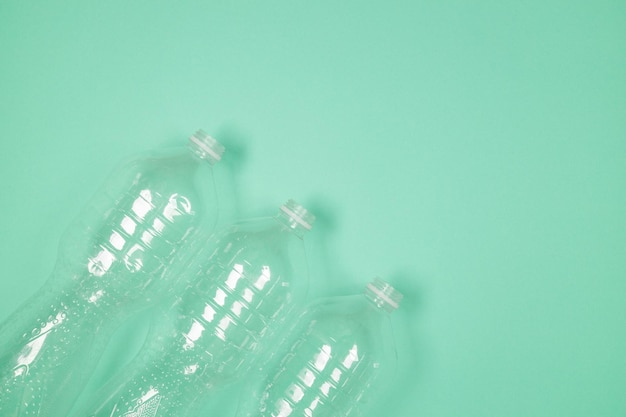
88, 289, 105, 304
231, 300, 244, 317
122, 387, 161, 417
289, 384, 305, 402
183, 319, 205, 349
330, 367, 342, 383
341, 344, 359, 369
319, 381, 332, 396
202, 303, 216, 322
184, 364, 199, 375
87, 248, 115, 277
242, 288, 254, 303
226, 264, 244, 290
299, 368, 316, 387
109, 231, 126, 250
13, 311, 66, 377
132, 190, 154, 220
215, 316, 233, 341
152, 217, 165, 234
305, 397, 320, 416
86, 189, 197, 280
163, 193, 192, 221
124, 244, 145, 272
276, 399, 293, 417
121, 216, 137, 235
141, 230, 155, 246
254, 265, 271, 290
214, 288, 227, 306
313, 344, 332, 371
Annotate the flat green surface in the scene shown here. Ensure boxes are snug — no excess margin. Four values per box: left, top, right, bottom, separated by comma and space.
1, 1, 625, 416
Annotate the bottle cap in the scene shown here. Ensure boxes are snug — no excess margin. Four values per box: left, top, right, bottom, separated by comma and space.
365, 278, 403, 312
189, 129, 225, 164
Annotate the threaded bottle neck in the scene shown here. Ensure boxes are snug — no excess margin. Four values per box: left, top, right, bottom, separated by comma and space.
188, 129, 225, 165
365, 278, 403, 313
276, 199, 315, 238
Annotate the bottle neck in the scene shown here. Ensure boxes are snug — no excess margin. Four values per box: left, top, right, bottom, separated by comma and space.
275, 211, 310, 238
188, 130, 224, 165
275, 200, 315, 239
364, 279, 403, 314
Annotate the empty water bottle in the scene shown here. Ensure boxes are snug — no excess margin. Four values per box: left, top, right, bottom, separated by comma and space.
236, 279, 402, 417
77, 200, 315, 417
0, 130, 225, 417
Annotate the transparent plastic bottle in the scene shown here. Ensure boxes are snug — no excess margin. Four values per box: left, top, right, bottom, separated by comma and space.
0, 130, 225, 417
236, 279, 402, 417
77, 200, 315, 417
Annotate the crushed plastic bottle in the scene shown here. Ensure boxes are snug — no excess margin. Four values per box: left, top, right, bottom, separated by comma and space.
236, 279, 402, 417
0, 130, 225, 417
76, 200, 315, 417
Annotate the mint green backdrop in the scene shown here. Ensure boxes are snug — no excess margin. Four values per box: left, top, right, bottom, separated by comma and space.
1, 1, 625, 416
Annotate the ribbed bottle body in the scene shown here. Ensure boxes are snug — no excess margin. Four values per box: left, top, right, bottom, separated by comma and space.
240, 295, 397, 417
71, 153, 213, 305
0, 291, 106, 417
79, 215, 311, 417
0, 146, 220, 417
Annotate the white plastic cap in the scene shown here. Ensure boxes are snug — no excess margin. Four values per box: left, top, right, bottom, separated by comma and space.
365, 278, 403, 313
189, 129, 225, 164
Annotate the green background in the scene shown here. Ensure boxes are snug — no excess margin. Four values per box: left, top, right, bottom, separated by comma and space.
1, 1, 625, 416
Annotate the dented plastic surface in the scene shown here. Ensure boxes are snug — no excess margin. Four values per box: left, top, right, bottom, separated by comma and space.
78, 201, 314, 417
236, 279, 402, 417
0, 131, 224, 417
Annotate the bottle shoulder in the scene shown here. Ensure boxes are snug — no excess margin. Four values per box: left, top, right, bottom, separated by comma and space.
290, 295, 398, 369
53, 147, 219, 306
206, 217, 305, 266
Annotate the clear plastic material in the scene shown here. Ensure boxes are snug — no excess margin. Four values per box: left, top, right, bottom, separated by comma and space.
77, 200, 315, 417
0, 130, 224, 417
236, 279, 402, 417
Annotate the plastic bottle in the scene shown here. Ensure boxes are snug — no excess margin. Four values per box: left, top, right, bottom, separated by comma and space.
77, 200, 315, 417
236, 279, 402, 417
0, 130, 225, 417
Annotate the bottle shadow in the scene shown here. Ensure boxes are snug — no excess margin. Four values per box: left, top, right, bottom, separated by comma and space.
212, 123, 249, 225
300, 195, 353, 300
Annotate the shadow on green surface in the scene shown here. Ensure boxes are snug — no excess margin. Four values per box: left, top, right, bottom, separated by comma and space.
301, 195, 354, 299
213, 123, 249, 223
